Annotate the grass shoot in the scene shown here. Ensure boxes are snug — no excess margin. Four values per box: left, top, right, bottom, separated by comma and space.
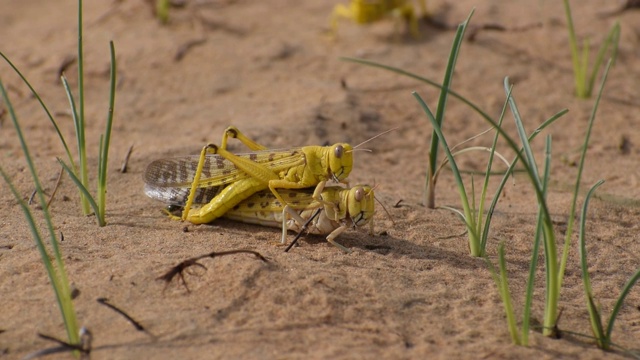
0, 80, 80, 350
563, 0, 620, 98
0, 0, 117, 226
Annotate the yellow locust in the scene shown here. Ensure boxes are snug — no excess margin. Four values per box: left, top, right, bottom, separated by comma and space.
223, 185, 375, 253
144, 126, 354, 225
330, 0, 428, 38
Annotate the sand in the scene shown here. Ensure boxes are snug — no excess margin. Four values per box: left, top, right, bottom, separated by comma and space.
1, 1, 639, 359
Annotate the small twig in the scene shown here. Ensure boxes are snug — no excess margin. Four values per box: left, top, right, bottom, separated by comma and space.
174, 38, 207, 62
28, 189, 37, 205
467, 22, 542, 42
37, 333, 85, 351
437, 229, 468, 240
46, 165, 65, 209
119, 144, 134, 173
24, 329, 92, 360
158, 249, 268, 291
284, 208, 322, 253
97, 297, 148, 333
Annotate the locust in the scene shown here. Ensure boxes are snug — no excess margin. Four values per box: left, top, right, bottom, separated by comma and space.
223, 185, 376, 253
144, 126, 356, 225
330, 0, 428, 38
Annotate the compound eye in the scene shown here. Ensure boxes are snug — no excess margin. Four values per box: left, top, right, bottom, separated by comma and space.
354, 187, 364, 202
334, 145, 344, 159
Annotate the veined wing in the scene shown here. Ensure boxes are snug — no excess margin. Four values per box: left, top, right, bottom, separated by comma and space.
144, 182, 227, 206
144, 148, 305, 188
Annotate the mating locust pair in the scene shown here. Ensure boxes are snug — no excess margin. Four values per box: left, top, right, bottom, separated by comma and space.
143, 127, 377, 253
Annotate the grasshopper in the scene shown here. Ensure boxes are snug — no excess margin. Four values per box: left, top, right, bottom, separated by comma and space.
223, 185, 375, 253
330, 0, 428, 38
144, 126, 354, 225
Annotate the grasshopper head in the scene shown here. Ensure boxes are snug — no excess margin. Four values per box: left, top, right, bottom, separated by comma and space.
347, 185, 375, 227
328, 143, 353, 183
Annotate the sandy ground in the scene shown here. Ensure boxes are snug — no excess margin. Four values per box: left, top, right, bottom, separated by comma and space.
1, 0, 640, 359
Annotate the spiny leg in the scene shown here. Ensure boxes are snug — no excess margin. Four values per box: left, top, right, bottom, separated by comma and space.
220, 126, 268, 151
182, 143, 278, 223
182, 144, 217, 221
185, 177, 266, 224
207, 144, 284, 201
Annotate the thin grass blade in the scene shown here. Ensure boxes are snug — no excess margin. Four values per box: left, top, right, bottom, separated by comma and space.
0, 52, 77, 174
413, 92, 479, 255
587, 23, 619, 96
486, 243, 522, 345
58, 159, 104, 226
0, 80, 79, 345
578, 180, 606, 347
559, 59, 613, 287
426, 11, 474, 206
97, 41, 117, 225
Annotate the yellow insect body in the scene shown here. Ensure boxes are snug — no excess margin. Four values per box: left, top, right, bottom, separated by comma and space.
331, 0, 428, 38
144, 127, 353, 225
223, 185, 375, 253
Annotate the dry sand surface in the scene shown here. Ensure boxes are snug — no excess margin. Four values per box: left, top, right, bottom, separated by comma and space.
1, 1, 640, 359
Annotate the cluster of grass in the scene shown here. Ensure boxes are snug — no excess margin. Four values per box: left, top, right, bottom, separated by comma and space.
345, 8, 639, 354
563, 0, 620, 99
0, 0, 116, 227
0, 82, 81, 351
0, 0, 116, 352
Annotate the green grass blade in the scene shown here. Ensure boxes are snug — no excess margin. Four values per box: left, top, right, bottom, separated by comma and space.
521, 209, 543, 345
498, 243, 521, 345
504, 78, 540, 183
501, 77, 558, 337
60, 75, 91, 214
413, 92, 479, 256
156, 0, 170, 23
577, 39, 590, 97
59, 159, 104, 226
486, 243, 522, 345
606, 268, 640, 344
523, 135, 552, 344
480, 108, 568, 253
0, 80, 79, 345
562, 0, 582, 96
0, 168, 79, 345
578, 180, 606, 347
586, 22, 619, 99
76, 0, 90, 215
0, 52, 77, 174
475, 87, 509, 255
426, 11, 474, 206
97, 41, 117, 225
339, 57, 495, 126
559, 59, 612, 288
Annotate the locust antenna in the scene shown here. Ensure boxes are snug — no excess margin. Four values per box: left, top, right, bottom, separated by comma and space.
352, 127, 399, 150
370, 183, 395, 226
375, 196, 395, 226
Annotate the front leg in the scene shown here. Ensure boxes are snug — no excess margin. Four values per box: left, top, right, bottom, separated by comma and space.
325, 225, 351, 253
